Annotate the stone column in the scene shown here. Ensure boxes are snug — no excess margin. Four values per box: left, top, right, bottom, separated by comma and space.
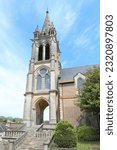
33, 41, 39, 62
0, 140, 3, 150
29, 58, 34, 73
32, 108, 36, 126
24, 69, 33, 127
49, 92, 57, 124
23, 94, 32, 127
26, 73, 33, 93
43, 44, 45, 60
50, 72, 55, 90
9, 140, 15, 150
43, 141, 48, 150
50, 54, 56, 90
31, 42, 35, 59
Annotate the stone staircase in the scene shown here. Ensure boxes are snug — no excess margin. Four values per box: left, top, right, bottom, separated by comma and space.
16, 127, 52, 150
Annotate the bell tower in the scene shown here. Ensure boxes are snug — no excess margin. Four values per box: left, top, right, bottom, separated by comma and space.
23, 11, 61, 126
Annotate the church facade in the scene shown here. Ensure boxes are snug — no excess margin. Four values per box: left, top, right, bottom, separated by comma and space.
23, 11, 94, 127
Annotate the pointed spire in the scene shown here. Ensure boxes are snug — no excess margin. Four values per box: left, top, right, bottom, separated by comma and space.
35, 25, 39, 32
46, 8, 49, 14
41, 10, 51, 35
33, 25, 40, 39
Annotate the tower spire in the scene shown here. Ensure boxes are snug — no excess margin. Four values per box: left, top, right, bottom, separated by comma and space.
46, 8, 49, 14
41, 10, 51, 34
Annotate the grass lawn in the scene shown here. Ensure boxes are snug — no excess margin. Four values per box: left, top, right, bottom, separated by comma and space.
50, 141, 100, 150
77, 141, 100, 150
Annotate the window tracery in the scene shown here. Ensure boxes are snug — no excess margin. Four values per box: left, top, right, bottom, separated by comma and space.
36, 68, 50, 90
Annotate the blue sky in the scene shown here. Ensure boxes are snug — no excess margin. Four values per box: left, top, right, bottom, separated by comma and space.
0, 0, 100, 118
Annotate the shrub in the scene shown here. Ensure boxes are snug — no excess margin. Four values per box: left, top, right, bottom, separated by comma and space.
54, 120, 77, 148
77, 125, 98, 141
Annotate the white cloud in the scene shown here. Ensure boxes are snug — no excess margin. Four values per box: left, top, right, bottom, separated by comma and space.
0, 2, 27, 117
75, 35, 90, 49
0, 65, 26, 117
51, 4, 80, 40
35, 0, 84, 41
74, 23, 99, 49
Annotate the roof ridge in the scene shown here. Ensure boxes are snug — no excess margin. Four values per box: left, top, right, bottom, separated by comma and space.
62, 64, 98, 70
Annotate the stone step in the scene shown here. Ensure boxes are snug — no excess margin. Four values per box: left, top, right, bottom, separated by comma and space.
16, 136, 45, 150
16, 127, 51, 150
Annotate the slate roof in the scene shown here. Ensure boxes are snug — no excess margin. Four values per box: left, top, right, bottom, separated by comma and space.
60, 64, 99, 81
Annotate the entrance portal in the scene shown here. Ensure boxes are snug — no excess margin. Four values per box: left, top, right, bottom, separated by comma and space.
35, 99, 49, 125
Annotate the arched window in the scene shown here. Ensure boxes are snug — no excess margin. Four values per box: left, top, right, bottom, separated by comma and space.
45, 44, 50, 60
45, 74, 50, 89
38, 45, 43, 61
36, 68, 50, 90
77, 78, 84, 90
37, 75, 42, 90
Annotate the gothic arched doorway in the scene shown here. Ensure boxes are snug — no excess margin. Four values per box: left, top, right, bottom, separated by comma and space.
35, 99, 49, 125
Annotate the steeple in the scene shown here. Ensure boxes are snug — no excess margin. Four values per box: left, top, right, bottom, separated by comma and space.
41, 10, 51, 34
24, 11, 60, 127
33, 10, 56, 38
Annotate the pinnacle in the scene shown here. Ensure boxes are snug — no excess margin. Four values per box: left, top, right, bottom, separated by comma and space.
35, 25, 39, 32
41, 11, 51, 34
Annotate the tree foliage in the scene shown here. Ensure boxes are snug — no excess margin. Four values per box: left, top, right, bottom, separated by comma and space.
54, 120, 77, 148
77, 125, 99, 141
0, 116, 23, 123
78, 67, 100, 114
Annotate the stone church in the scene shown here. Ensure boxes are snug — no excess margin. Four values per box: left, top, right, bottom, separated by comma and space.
23, 11, 95, 127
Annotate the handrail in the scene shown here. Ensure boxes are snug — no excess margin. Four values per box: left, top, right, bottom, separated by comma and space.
14, 131, 27, 149
8, 131, 27, 150
34, 123, 44, 136
35, 123, 44, 132
43, 133, 54, 150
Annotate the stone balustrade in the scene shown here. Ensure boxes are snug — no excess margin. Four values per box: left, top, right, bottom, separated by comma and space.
43, 133, 54, 150
14, 131, 27, 149
35, 130, 53, 139
4, 131, 26, 138
2, 131, 27, 150
0, 140, 3, 150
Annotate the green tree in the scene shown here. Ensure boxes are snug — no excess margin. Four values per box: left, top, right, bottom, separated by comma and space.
77, 67, 100, 127
54, 120, 77, 148
77, 125, 99, 141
